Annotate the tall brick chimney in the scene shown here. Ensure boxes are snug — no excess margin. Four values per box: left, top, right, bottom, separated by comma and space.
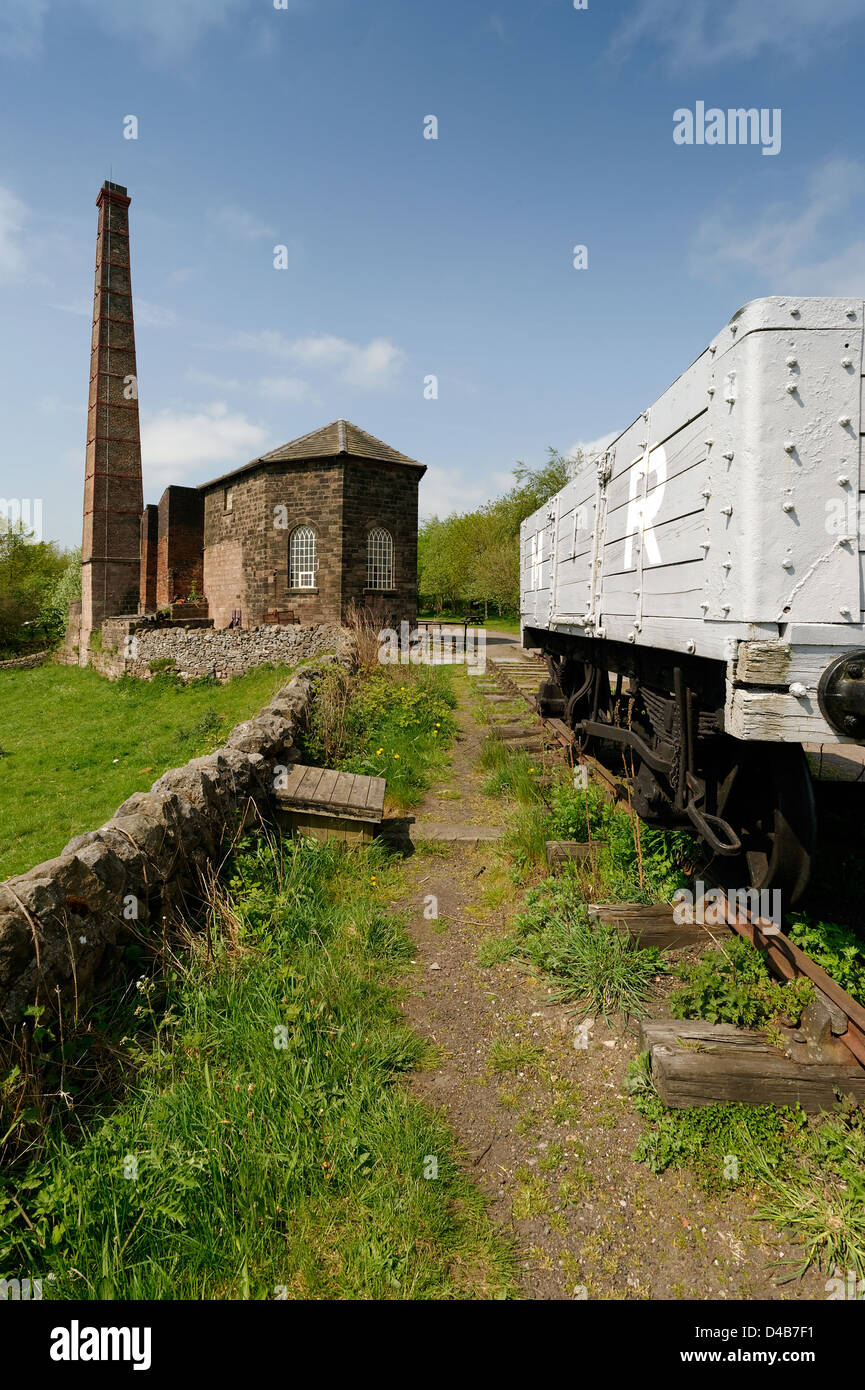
79, 181, 143, 659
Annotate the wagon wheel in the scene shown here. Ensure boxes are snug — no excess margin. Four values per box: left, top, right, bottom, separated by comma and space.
712, 742, 816, 907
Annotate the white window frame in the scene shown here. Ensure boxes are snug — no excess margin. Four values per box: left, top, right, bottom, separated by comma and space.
290, 525, 317, 589
367, 527, 393, 590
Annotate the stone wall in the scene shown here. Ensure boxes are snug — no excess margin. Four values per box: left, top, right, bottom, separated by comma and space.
89, 618, 350, 680
200, 454, 421, 630
0, 651, 51, 672
342, 457, 420, 628
0, 656, 348, 1029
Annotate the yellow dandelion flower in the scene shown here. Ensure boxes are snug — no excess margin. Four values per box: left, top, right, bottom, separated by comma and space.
394, 753, 400, 758
376, 747, 384, 755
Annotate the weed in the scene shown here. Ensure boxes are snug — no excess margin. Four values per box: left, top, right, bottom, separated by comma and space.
786, 914, 865, 1006
487, 1037, 543, 1075
477, 934, 521, 967
510, 877, 666, 1022
670, 937, 814, 1030
0, 834, 516, 1299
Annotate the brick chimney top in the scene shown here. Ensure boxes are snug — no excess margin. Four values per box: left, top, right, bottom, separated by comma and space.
97, 180, 129, 206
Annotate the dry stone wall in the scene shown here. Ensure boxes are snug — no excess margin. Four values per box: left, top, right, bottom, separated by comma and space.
0, 655, 348, 1029
75, 619, 351, 681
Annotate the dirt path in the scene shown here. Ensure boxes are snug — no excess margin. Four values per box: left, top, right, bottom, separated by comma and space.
394, 649, 826, 1301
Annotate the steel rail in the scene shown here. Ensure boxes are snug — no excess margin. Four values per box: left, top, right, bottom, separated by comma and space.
488, 652, 865, 1072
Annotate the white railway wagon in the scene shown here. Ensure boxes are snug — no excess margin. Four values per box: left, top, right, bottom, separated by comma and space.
520, 297, 865, 904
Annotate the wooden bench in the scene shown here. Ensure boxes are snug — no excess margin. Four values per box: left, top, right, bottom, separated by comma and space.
264, 608, 299, 626
274, 764, 387, 843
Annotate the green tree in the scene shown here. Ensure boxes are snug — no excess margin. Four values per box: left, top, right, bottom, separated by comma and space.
418, 448, 586, 616
0, 526, 73, 656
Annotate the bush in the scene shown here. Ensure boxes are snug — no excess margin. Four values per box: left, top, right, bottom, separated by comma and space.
786, 914, 865, 1006
670, 937, 814, 1030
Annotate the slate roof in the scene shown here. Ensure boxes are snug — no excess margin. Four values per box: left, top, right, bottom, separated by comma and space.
199, 419, 426, 490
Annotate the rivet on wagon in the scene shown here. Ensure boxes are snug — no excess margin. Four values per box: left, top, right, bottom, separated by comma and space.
722, 604, 731, 614
686, 640, 696, 654
789, 682, 807, 698
707, 387, 715, 396
786, 356, 798, 367
783, 502, 794, 512
722, 451, 734, 461
790, 308, 801, 317
700, 602, 709, 611
839, 415, 852, 426
782, 559, 794, 570
838, 475, 850, 487
846, 307, 856, 318
840, 607, 852, 618
785, 382, 798, 394
701, 488, 712, 499
721, 505, 733, 516
842, 357, 853, 368
784, 441, 796, 453
627, 631, 636, 642
705, 438, 714, 447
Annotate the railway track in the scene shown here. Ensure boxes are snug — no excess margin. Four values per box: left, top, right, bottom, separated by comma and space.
487, 648, 865, 1073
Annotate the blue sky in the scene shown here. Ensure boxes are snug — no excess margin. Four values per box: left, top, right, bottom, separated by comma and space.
2, 0, 865, 548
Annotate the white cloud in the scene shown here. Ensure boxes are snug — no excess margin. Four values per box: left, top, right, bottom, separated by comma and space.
186, 369, 243, 391
136, 299, 178, 328
610, 0, 865, 68
0, 0, 48, 57
565, 431, 617, 464
0, 186, 31, 284
258, 376, 314, 402
232, 330, 406, 390
49, 298, 90, 317
141, 401, 268, 490
419, 467, 513, 520
2, 0, 308, 60
49, 295, 177, 326
213, 203, 276, 242
78, 0, 257, 56
691, 157, 865, 296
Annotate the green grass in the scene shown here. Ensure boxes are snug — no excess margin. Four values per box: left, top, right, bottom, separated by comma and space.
0, 663, 295, 879
512, 876, 667, 1022
304, 663, 459, 812
418, 610, 522, 637
0, 834, 516, 1299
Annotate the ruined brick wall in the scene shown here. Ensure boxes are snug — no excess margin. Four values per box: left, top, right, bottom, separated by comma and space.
201, 470, 266, 628
139, 505, 158, 612
156, 487, 205, 609
341, 458, 420, 627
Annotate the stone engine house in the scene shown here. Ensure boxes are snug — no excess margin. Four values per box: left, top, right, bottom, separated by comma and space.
71, 179, 426, 653
140, 420, 426, 629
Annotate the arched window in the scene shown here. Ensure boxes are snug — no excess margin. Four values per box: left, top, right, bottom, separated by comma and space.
367, 527, 393, 590
290, 525, 317, 588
